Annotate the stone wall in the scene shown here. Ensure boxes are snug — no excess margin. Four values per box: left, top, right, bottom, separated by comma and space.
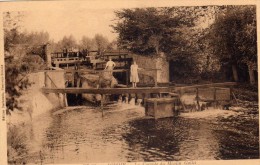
132, 54, 169, 84
8, 71, 67, 124
30, 71, 67, 110
44, 71, 67, 106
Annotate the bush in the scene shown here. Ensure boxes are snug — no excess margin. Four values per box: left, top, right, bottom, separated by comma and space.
7, 125, 28, 163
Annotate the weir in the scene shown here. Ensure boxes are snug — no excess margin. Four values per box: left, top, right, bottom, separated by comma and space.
40, 68, 237, 119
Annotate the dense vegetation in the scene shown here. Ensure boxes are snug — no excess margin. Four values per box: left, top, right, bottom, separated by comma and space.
112, 5, 257, 84
4, 12, 48, 114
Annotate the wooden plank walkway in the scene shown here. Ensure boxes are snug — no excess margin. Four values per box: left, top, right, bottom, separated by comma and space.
41, 87, 171, 94
41, 82, 237, 95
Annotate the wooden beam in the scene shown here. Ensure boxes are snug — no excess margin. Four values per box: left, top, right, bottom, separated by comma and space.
175, 82, 237, 91
38, 69, 129, 74
41, 87, 171, 94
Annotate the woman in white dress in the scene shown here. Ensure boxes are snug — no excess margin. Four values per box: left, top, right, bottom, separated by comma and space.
130, 61, 140, 88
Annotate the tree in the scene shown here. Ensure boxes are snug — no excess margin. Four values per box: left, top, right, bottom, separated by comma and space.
59, 35, 78, 50
107, 40, 118, 50
208, 6, 257, 84
94, 34, 109, 53
79, 36, 97, 50
112, 7, 217, 56
4, 12, 49, 113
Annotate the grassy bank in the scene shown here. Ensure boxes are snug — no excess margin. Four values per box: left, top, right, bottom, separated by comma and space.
7, 124, 28, 164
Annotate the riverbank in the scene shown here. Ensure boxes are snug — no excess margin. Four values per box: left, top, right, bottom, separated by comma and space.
6, 72, 67, 163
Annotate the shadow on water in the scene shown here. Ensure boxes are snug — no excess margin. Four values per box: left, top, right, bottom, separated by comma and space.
214, 116, 259, 159
122, 117, 220, 161
122, 117, 185, 161
122, 116, 259, 161
15, 104, 259, 164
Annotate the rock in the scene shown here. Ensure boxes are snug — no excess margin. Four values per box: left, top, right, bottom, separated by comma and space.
79, 72, 118, 103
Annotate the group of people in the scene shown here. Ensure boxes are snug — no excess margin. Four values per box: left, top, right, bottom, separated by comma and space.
105, 58, 141, 88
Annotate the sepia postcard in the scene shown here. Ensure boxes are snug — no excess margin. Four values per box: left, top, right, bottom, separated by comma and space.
0, 0, 260, 165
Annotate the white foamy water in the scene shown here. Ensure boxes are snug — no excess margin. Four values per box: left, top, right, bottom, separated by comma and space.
180, 108, 242, 119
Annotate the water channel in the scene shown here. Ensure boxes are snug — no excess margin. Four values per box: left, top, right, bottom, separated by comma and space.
18, 103, 259, 164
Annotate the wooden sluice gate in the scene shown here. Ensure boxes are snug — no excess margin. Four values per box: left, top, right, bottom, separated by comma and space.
174, 82, 236, 112
144, 97, 178, 119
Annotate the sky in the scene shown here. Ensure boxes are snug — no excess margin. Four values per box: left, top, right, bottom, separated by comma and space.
20, 8, 213, 44
2, 0, 256, 44
21, 9, 118, 42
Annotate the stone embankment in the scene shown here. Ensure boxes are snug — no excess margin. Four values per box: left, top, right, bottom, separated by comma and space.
7, 71, 66, 124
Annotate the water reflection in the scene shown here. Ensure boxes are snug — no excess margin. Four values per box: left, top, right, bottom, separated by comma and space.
214, 117, 259, 160
19, 104, 259, 164
122, 118, 220, 161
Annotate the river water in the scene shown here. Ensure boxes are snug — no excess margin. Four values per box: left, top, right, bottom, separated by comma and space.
18, 103, 259, 164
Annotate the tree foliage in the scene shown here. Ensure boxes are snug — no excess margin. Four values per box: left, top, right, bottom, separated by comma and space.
209, 6, 256, 63
58, 35, 78, 50
207, 5, 257, 83
4, 12, 48, 113
52, 34, 112, 52
80, 36, 97, 50
94, 34, 109, 52
112, 7, 219, 55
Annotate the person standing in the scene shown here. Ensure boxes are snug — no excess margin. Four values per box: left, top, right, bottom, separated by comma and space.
104, 57, 116, 76
130, 61, 140, 88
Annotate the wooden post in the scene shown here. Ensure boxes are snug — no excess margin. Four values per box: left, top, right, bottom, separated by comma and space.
76, 62, 80, 70
124, 54, 127, 68
154, 100, 158, 119
64, 94, 68, 107
44, 71, 52, 88
230, 87, 233, 100
142, 93, 145, 106
178, 89, 186, 111
213, 87, 217, 108
98, 72, 102, 88
126, 70, 129, 86
196, 88, 200, 111
44, 71, 47, 87
143, 93, 147, 107
179, 88, 184, 96
72, 72, 75, 87
101, 94, 104, 117
144, 93, 150, 115
154, 70, 158, 87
